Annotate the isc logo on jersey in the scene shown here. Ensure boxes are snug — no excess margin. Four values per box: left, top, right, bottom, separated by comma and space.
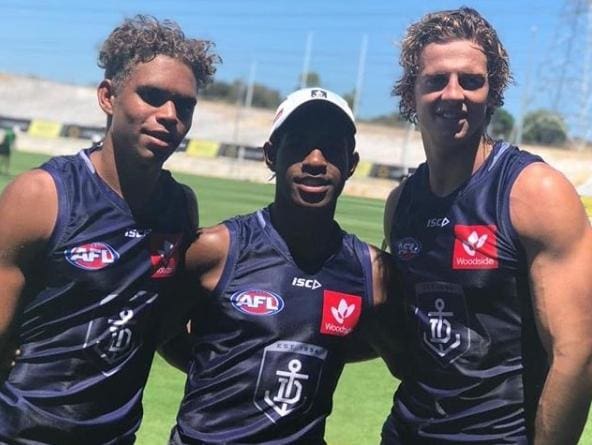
231, 290, 285, 316
65, 242, 119, 270
292, 277, 321, 289
320, 290, 362, 336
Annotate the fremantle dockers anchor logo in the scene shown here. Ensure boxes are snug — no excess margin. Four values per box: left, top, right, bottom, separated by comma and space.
84, 290, 158, 376
416, 282, 470, 366
424, 298, 461, 355
264, 359, 309, 417
254, 341, 327, 423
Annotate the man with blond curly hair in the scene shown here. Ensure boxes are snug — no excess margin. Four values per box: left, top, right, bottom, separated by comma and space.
382, 7, 592, 444
0, 15, 218, 444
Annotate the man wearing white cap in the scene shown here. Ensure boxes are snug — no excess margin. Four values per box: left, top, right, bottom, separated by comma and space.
162, 88, 402, 444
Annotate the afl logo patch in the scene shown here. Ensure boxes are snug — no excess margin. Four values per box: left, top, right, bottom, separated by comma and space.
395, 237, 421, 261
230, 290, 284, 316
65, 242, 119, 270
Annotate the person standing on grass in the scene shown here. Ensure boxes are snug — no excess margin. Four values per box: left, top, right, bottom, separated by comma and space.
160, 87, 403, 445
0, 15, 218, 444
382, 7, 592, 445
0, 126, 16, 175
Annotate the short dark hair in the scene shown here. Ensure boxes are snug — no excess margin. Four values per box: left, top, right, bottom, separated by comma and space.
394, 7, 511, 124
98, 15, 219, 92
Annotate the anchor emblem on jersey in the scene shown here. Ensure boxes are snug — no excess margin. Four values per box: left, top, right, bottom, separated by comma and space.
264, 359, 309, 417
84, 289, 158, 376
423, 298, 461, 356
415, 282, 471, 366
254, 341, 327, 423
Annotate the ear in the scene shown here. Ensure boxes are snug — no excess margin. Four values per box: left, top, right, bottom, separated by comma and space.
97, 79, 116, 117
347, 151, 360, 179
263, 141, 276, 172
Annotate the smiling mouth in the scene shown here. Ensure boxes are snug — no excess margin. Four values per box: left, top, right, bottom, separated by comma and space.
145, 131, 175, 148
438, 111, 467, 120
296, 177, 331, 192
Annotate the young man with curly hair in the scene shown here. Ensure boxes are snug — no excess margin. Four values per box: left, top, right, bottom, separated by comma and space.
0, 15, 218, 444
382, 7, 592, 445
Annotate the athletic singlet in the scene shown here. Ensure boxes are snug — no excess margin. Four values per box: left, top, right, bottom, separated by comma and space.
0, 148, 193, 444
384, 142, 547, 444
173, 207, 374, 445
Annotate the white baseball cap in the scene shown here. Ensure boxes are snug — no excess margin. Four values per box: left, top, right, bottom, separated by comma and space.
269, 88, 356, 141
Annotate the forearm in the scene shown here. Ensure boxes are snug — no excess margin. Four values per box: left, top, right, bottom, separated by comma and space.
535, 356, 592, 445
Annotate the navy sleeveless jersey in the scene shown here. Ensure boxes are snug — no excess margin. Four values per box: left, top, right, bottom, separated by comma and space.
173, 207, 374, 445
0, 148, 194, 444
384, 142, 547, 444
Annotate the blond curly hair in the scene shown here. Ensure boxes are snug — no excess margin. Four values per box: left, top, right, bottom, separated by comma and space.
394, 7, 511, 124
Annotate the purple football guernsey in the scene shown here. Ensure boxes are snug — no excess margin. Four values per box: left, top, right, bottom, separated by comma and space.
172, 207, 374, 445
0, 148, 194, 444
383, 142, 547, 444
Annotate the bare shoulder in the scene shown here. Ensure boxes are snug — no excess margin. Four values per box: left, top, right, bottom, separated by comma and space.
510, 162, 589, 246
383, 178, 407, 244
0, 169, 57, 248
185, 223, 230, 274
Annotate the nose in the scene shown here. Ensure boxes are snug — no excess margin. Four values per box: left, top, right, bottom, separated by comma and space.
302, 148, 328, 173
156, 100, 178, 124
441, 75, 464, 101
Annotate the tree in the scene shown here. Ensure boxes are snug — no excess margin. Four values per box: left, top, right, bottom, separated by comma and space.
342, 90, 355, 109
297, 72, 321, 89
522, 109, 568, 146
250, 84, 282, 109
200, 80, 281, 110
489, 108, 514, 140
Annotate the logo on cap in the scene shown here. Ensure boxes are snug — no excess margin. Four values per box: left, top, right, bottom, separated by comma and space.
311, 89, 328, 98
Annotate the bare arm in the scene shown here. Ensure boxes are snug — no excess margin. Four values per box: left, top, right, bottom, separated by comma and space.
346, 245, 407, 378
0, 170, 56, 358
158, 224, 230, 371
510, 163, 592, 445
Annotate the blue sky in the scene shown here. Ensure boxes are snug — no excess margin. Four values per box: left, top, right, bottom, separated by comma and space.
0, 0, 584, 130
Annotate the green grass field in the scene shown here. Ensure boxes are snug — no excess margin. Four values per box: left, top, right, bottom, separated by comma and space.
2, 151, 592, 444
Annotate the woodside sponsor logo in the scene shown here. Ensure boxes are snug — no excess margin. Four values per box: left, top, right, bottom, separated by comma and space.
452, 225, 499, 270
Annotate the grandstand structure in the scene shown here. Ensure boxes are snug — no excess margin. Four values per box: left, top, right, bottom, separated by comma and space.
0, 73, 590, 199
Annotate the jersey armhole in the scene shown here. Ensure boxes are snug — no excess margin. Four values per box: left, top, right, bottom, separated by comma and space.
210, 221, 239, 298
39, 164, 70, 255
354, 237, 375, 309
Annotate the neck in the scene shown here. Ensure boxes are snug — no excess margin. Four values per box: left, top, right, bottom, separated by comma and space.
90, 136, 163, 211
269, 201, 341, 272
422, 134, 493, 196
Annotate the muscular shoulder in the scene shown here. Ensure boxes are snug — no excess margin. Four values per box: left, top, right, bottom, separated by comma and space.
510, 162, 589, 248
0, 169, 57, 261
0, 169, 57, 237
185, 224, 230, 285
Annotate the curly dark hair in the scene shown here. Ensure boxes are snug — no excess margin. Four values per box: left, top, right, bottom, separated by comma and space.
98, 15, 219, 92
394, 7, 512, 124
